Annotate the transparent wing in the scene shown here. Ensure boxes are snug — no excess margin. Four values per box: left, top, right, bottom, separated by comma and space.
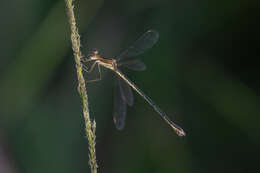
113, 78, 127, 130
118, 59, 146, 71
118, 76, 134, 106
116, 30, 159, 61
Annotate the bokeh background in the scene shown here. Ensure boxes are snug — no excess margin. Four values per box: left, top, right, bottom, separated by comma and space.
1, 0, 260, 173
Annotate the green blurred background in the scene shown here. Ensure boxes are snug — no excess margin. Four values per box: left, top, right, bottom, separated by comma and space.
1, 0, 260, 173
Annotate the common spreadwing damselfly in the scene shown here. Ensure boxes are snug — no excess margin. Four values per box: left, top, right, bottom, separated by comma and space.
82, 30, 185, 136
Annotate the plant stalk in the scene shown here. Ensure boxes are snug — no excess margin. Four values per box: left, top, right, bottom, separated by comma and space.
64, 1, 98, 173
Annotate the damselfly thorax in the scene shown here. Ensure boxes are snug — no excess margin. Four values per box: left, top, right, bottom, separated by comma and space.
87, 49, 118, 71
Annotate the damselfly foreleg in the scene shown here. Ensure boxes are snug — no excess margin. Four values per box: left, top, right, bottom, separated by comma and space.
85, 63, 102, 83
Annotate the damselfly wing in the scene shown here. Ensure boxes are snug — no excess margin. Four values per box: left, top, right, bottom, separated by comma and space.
113, 30, 159, 130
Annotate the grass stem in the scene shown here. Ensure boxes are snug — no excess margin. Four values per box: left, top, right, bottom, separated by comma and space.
64, 1, 98, 173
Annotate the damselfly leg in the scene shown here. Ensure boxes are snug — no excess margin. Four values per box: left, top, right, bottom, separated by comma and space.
82, 59, 102, 83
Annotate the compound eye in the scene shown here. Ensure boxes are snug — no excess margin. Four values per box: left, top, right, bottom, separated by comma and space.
88, 48, 99, 58
92, 48, 99, 55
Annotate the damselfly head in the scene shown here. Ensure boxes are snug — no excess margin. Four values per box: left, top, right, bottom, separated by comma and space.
88, 48, 98, 56
91, 48, 99, 55
93, 49, 99, 55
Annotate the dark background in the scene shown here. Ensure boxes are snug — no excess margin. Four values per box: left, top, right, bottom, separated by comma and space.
1, 0, 260, 173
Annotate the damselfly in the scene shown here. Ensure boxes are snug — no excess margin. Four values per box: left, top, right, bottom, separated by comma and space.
82, 30, 185, 136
